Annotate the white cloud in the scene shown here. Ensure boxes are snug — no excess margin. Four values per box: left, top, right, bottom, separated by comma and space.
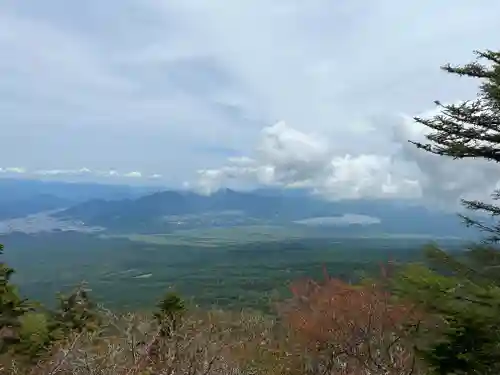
194, 120, 413, 198
0, 167, 164, 182
195, 113, 500, 209
106, 170, 119, 177
35, 169, 80, 176
123, 171, 142, 178
393, 110, 500, 209
195, 120, 420, 199
2, 167, 26, 174
1, 0, 500, 196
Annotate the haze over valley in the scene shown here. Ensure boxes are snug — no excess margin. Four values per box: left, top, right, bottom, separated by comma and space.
0, 177, 473, 309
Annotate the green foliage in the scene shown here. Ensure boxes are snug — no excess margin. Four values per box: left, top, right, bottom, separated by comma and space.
155, 291, 185, 318
424, 314, 500, 375
154, 291, 186, 337
47, 284, 101, 339
422, 284, 500, 375
424, 243, 500, 287
412, 50, 500, 242
15, 312, 51, 359
8, 284, 103, 362
0, 244, 36, 354
406, 49, 500, 374
394, 251, 500, 374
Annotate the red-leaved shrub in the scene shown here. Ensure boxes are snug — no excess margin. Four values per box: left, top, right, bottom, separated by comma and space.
280, 265, 426, 375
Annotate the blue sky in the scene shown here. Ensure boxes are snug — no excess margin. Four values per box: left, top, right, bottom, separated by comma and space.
1, 1, 500, 204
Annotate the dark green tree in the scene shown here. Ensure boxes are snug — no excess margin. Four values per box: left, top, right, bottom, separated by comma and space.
411, 49, 500, 243
47, 283, 101, 339
0, 244, 35, 354
404, 49, 500, 374
153, 291, 185, 337
393, 260, 500, 375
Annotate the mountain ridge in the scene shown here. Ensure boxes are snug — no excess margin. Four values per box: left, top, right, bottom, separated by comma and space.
52, 188, 472, 237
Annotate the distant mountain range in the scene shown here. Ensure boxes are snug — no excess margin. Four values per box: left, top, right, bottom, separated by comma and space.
0, 194, 72, 221
0, 178, 159, 220
0, 178, 159, 202
53, 188, 474, 238
0, 178, 480, 238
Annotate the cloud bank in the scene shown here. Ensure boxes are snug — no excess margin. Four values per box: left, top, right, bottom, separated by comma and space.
196, 113, 500, 210
1, 0, 500, 199
0, 167, 161, 181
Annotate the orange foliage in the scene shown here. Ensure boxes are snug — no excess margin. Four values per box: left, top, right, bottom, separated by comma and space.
281, 265, 425, 375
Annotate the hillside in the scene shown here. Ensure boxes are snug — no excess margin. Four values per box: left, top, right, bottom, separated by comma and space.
53, 188, 471, 237
0, 178, 161, 222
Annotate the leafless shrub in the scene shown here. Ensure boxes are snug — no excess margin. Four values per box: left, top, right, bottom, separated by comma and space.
4, 308, 278, 375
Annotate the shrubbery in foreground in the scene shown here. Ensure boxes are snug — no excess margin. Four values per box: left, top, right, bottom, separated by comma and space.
0, 253, 430, 375
2, 244, 500, 375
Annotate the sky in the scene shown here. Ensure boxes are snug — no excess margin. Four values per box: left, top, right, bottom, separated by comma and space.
1, 1, 500, 206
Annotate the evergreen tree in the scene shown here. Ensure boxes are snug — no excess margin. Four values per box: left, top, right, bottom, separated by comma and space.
154, 291, 185, 337
0, 244, 34, 354
411, 49, 500, 243
393, 261, 500, 375
403, 49, 500, 374
48, 283, 101, 339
